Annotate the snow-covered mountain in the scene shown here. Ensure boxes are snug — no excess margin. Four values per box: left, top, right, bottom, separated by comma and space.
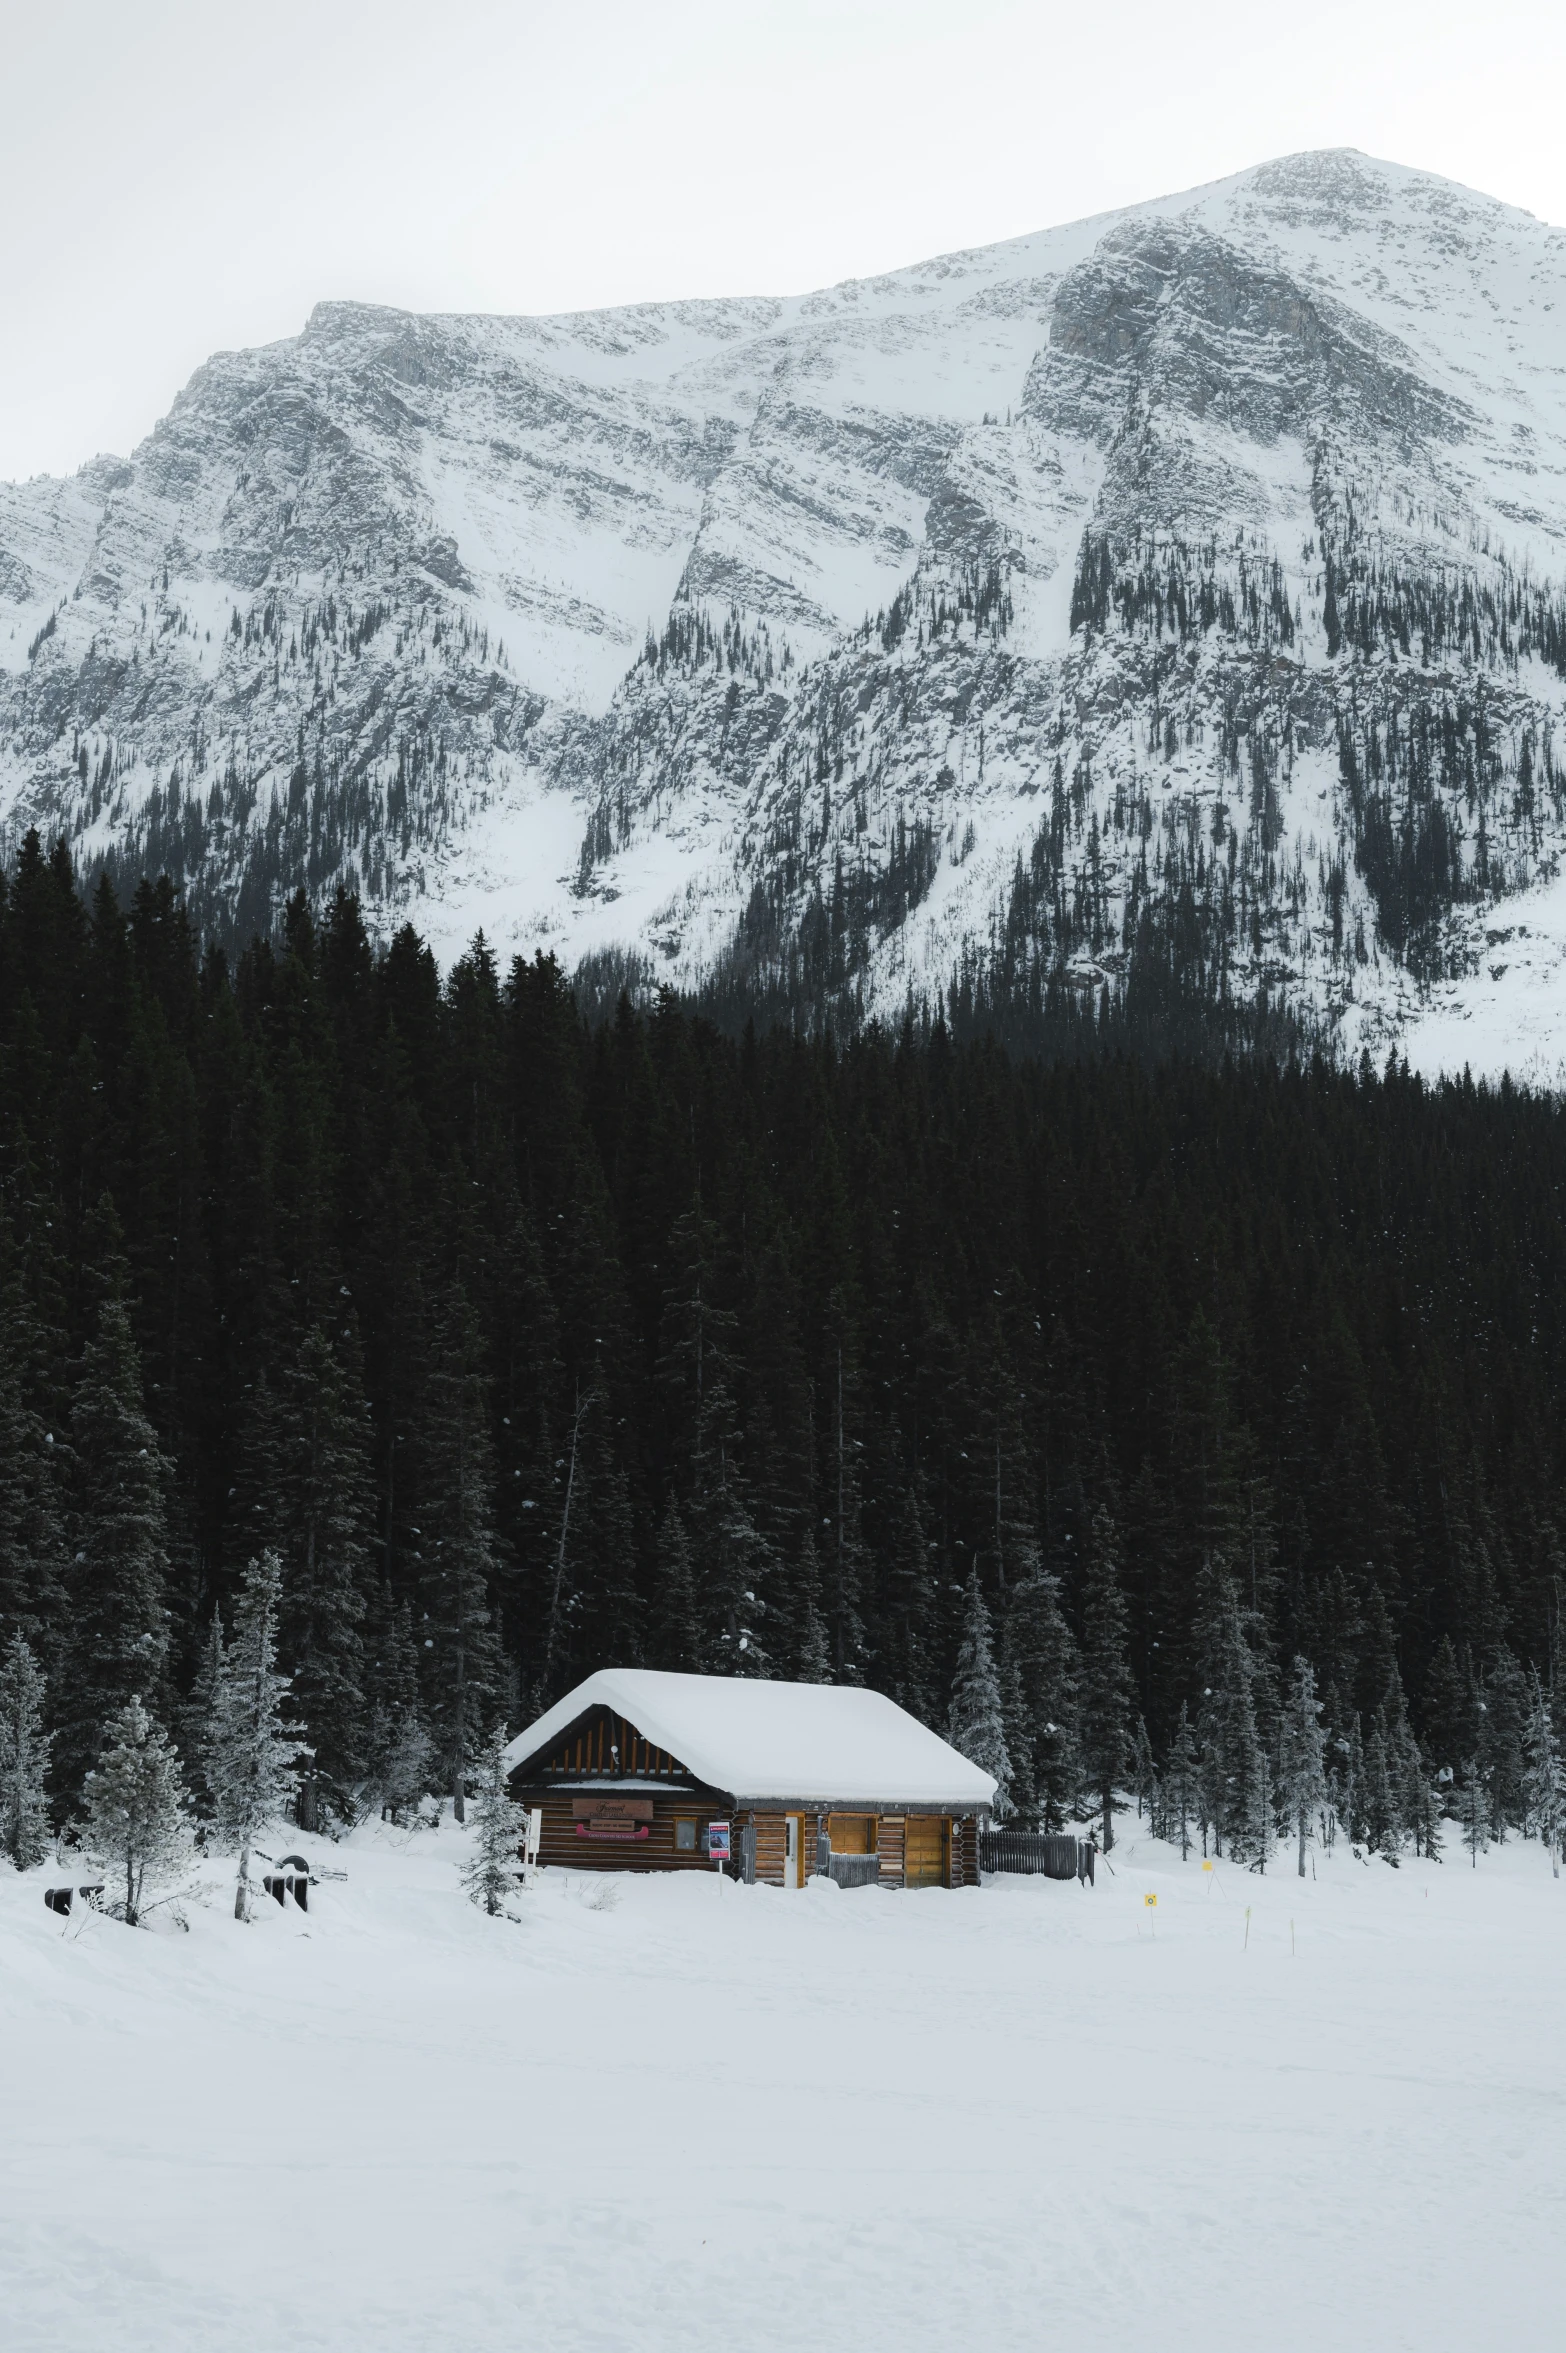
9, 148, 1566, 1074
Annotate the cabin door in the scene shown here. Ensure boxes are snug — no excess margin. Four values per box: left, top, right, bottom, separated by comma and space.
784, 1814, 800, 1888
904, 1815, 949, 1889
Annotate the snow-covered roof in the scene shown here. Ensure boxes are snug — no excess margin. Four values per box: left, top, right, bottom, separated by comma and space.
503, 1670, 996, 1811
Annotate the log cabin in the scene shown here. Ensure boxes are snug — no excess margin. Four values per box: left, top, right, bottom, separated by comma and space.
502, 1669, 996, 1889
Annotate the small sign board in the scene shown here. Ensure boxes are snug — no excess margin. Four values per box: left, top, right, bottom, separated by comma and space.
1144, 1892, 1157, 1907
705, 1819, 732, 1862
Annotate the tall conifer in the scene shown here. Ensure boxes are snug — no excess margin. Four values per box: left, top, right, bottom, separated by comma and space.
61, 1286, 172, 1799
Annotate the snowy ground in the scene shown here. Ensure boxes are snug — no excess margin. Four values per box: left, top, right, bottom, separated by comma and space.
2, 1817, 1561, 2353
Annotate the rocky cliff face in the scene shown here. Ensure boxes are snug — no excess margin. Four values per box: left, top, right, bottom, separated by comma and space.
7, 149, 1566, 1071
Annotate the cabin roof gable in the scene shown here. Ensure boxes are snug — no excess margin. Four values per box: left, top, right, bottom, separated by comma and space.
503, 1669, 996, 1811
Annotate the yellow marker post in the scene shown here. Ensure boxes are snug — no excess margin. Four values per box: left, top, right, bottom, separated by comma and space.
1144, 1890, 1157, 1938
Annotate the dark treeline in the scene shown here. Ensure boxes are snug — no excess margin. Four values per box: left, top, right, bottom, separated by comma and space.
3, 828, 1564, 1858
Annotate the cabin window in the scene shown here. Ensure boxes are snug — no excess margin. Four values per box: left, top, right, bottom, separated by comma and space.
674, 1817, 698, 1851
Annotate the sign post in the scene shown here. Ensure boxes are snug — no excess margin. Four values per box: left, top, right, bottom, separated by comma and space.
1144, 1890, 1157, 1939
706, 1819, 731, 1882
524, 1806, 542, 1885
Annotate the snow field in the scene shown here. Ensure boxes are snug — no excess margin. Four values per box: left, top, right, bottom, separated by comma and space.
1, 1820, 1561, 2353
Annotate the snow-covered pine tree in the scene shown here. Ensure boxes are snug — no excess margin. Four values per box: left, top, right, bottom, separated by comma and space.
1420, 1634, 1469, 1784
1523, 1668, 1565, 1877
1164, 1702, 1199, 1860
1410, 1740, 1444, 1865
1250, 1743, 1274, 1873
949, 1569, 1011, 1818
0, 1632, 52, 1867
364, 1589, 433, 1822
1329, 1708, 1364, 1850
462, 1723, 526, 1915
1364, 1718, 1400, 1862
83, 1695, 192, 1925
178, 1606, 225, 1819
1278, 1655, 1327, 1878
206, 1550, 304, 1921
1196, 1571, 1265, 1863
1078, 1503, 1134, 1851
1131, 1717, 1158, 1828
1460, 1756, 1490, 1868
1000, 1651, 1039, 1827
1480, 1650, 1529, 1838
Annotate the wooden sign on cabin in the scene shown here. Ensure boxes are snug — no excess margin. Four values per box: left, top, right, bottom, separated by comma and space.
572, 1796, 653, 1840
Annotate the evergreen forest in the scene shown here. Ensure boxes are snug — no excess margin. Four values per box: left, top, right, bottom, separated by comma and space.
3, 827, 1565, 1866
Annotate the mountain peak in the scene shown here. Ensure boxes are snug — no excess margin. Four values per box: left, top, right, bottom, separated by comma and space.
6, 155, 1566, 1079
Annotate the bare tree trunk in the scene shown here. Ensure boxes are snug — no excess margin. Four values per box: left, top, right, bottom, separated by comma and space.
235, 1838, 251, 1921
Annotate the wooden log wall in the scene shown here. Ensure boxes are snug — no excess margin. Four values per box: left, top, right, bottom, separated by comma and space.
876, 1815, 906, 1887
517, 1787, 985, 1886
526, 1788, 730, 1873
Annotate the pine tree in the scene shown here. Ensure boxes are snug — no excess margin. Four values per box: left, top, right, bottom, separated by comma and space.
83, 1696, 192, 1925
1337, 1712, 1367, 1848
1420, 1634, 1469, 1780
566, 1371, 643, 1673
1078, 1504, 1134, 1850
0, 1282, 68, 1668
1364, 1718, 1400, 1861
784, 1526, 832, 1683
822, 1319, 869, 1682
658, 1200, 772, 1674
178, 1606, 225, 1818
206, 1550, 305, 1921
1196, 1572, 1265, 1863
60, 1288, 173, 1801
1479, 1649, 1529, 1837
0, 1632, 52, 1867
462, 1724, 525, 1915
1523, 1668, 1565, 1877
417, 1291, 504, 1818
649, 1497, 701, 1672
1278, 1655, 1328, 1878
1131, 1716, 1158, 1826
364, 1589, 433, 1823
1460, 1756, 1490, 1867
1002, 1560, 1079, 1831
999, 1651, 1039, 1826
949, 1570, 1011, 1817
880, 1485, 935, 1719
278, 1321, 374, 1829
1164, 1703, 1199, 1860
1410, 1739, 1444, 1864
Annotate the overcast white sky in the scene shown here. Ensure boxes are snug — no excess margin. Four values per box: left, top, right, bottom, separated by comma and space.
4, 0, 1565, 483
